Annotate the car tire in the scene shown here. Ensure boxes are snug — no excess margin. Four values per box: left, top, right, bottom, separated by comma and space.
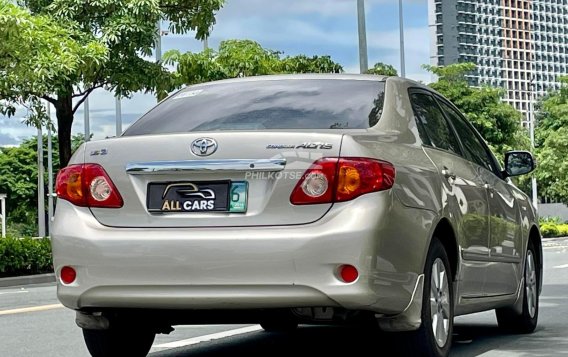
82, 327, 155, 357
495, 239, 539, 334
396, 237, 453, 357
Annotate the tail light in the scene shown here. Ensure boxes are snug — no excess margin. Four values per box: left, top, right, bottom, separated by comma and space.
290, 157, 395, 205
56, 164, 123, 208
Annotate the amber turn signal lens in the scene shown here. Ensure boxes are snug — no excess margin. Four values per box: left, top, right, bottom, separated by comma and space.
66, 172, 83, 201
337, 166, 361, 195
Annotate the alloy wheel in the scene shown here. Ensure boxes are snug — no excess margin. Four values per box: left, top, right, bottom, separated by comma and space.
525, 250, 538, 318
430, 258, 450, 348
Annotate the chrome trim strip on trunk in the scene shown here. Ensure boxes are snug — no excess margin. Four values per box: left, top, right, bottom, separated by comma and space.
126, 159, 287, 174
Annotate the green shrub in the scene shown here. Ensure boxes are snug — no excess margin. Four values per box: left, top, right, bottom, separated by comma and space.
539, 216, 563, 225
6, 222, 37, 238
0, 237, 53, 277
558, 224, 568, 237
540, 223, 561, 238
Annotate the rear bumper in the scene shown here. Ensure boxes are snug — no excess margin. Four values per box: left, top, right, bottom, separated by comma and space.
52, 192, 433, 316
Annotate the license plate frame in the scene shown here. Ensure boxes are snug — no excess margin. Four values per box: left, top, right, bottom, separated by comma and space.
147, 181, 248, 213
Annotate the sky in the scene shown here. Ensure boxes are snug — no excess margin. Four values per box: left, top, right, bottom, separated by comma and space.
0, 0, 430, 146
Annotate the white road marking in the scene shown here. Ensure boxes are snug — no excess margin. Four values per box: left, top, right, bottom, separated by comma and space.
0, 290, 28, 296
543, 240, 568, 250
554, 264, 568, 269
0, 303, 63, 316
478, 351, 522, 357
153, 325, 263, 349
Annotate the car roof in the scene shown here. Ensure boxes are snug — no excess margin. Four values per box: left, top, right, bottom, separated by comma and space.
176, 73, 433, 92
177, 73, 393, 90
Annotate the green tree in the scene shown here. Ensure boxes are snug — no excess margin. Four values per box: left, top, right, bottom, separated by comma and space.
0, 134, 85, 236
215, 40, 281, 78
280, 54, 343, 74
365, 62, 398, 76
0, 137, 55, 235
535, 76, 568, 144
536, 127, 568, 203
164, 39, 343, 86
424, 63, 530, 159
1, 0, 224, 167
0, 1, 107, 151
534, 77, 568, 203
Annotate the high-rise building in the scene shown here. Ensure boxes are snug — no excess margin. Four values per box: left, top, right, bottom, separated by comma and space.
428, 0, 568, 120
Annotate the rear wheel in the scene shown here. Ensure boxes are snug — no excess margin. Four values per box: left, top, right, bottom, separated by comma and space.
83, 327, 155, 357
397, 237, 453, 357
496, 239, 539, 333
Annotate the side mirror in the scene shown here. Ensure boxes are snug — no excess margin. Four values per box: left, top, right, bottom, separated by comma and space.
503, 151, 536, 178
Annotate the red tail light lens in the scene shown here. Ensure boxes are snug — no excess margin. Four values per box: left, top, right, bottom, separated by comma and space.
56, 164, 123, 208
290, 158, 338, 205
290, 157, 395, 205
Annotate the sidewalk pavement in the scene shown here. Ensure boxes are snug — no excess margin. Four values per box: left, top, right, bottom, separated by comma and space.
0, 273, 55, 288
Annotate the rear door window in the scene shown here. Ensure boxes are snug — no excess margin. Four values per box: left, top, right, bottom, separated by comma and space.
409, 92, 461, 155
437, 100, 496, 173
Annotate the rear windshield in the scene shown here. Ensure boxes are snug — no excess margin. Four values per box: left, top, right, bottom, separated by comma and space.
123, 79, 385, 136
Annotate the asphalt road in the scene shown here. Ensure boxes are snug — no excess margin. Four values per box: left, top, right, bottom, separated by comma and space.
1, 238, 567, 357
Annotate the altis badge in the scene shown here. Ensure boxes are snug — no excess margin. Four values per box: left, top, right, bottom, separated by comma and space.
266, 142, 333, 150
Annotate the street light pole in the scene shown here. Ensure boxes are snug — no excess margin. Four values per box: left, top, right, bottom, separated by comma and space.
115, 96, 122, 136
399, 0, 406, 77
357, 0, 368, 74
37, 127, 46, 237
84, 96, 90, 142
156, 21, 162, 64
0, 193, 6, 238
47, 103, 54, 236
156, 20, 163, 103
529, 81, 538, 209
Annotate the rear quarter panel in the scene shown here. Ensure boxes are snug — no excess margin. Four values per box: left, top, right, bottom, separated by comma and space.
339, 77, 463, 283
339, 133, 442, 283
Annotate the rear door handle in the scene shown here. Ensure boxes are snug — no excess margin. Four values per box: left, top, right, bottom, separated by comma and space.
484, 183, 495, 198
442, 168, 456, 180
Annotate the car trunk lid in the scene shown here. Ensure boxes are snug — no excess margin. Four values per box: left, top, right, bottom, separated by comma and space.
83, 132, 343, 227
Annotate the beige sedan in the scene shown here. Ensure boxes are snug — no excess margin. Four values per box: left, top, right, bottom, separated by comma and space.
52, 75, 541, 357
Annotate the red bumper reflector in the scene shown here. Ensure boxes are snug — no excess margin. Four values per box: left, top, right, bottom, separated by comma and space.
60, 266, 76, 284
339, 265, 358, 283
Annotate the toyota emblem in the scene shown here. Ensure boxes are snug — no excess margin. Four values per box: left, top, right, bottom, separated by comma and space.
191, 138, 218, 156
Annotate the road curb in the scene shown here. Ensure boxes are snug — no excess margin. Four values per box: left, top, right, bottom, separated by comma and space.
0, 273, 56, 288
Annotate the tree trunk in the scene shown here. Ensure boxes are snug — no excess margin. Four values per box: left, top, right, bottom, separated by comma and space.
54, 94, 74, 167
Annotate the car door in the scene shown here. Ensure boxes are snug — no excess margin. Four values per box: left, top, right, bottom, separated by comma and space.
409, 90, 490, 299
436, 99, 522, 296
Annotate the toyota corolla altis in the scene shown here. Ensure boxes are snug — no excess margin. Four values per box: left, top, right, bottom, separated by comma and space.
52, 75, 541, 357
